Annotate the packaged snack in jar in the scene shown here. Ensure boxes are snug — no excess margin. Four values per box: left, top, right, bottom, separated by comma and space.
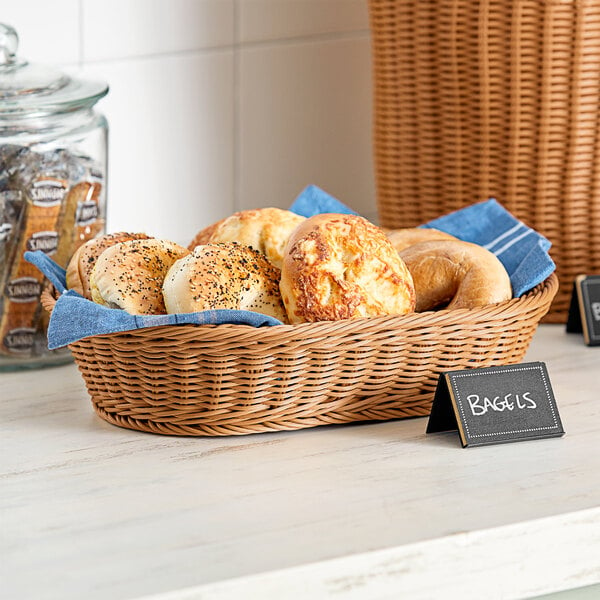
0, 23, 108, 369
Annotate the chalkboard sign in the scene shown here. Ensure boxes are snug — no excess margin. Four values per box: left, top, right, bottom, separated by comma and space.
566, 275, 600, 346
426, 362, 564, 447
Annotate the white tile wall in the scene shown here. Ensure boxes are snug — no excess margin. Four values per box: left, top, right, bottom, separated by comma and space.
239, 36, 374, 216
81, 0, 235, 62
0, 0, 80, 65
82, 51, 236, 244
1, 0, 376, 245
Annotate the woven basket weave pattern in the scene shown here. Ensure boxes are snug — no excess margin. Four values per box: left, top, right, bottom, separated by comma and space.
44, 273, 557, 436
368, 0, 600, 322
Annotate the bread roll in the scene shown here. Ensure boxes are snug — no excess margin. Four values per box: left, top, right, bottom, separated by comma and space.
398, 240, 512, 311
280, 213, 416, 323
206, 207, 305, 269
387, 227, 457, 253
163, 242, 288, 323
90, 238, 188, 315
66, 231, 152, 300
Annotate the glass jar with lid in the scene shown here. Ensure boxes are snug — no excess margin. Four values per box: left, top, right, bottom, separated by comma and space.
0, 23, 108, 370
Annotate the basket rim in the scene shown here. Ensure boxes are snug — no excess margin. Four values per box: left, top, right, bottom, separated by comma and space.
40, 272, 558, 343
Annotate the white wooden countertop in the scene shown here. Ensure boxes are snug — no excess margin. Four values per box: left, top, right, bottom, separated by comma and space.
2, 324, 599, 600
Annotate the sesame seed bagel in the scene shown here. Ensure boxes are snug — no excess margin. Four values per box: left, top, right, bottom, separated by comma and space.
90, 238, 189, 315
398, 240, 512, 311
163, 242, 288, 323
66, 231, 152, 300
279, 213, 416, 323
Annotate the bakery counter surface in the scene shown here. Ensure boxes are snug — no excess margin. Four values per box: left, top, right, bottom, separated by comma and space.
1, 324, 599, 600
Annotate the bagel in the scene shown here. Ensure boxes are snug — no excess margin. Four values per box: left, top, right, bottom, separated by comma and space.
205, 207, 305, 269
66, 231, 152, 300
397, 240, 512, 311
90, 238, 189, 315
279, 213, 416, 323
386, 227, 458, 253
163, 242, 288, 322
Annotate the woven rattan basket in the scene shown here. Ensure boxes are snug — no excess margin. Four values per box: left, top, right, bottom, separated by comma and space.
368, 0, 600, 323
41, 273, 557, 437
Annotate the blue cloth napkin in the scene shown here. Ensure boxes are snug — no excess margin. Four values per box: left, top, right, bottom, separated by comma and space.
25, 187, 554, 348
290, 184, 359, 217
24, 251, 284, 349
421, 198, 555, 297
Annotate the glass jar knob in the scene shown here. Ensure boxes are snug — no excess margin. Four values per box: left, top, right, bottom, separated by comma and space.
0, 23, 19, 66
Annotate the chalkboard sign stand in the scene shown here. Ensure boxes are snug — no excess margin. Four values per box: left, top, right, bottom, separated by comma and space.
566, 275, 600, 346
426, 376, 463, 438
426, 362, 565, 448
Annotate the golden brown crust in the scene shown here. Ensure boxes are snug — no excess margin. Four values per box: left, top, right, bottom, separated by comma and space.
279, 213, 416, 323
90, 238, 189, 315
206, 208, 305, 269
386, 227, 458, 253
398, 240, 512, 311
163, 242, 288, 323
66, 231, 152, 300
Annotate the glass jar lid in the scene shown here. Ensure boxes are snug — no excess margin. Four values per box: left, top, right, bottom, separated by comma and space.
0, 23, 108, 117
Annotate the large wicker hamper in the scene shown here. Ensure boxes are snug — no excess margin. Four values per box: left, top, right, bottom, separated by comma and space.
42, 274, 557, 437
368, 0, 600, 322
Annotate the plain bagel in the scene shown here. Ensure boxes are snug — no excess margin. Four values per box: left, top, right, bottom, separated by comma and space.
398, 240, 512, 311
203, 207, 305, 269
386, 227, 457, 253
279, 213, 416, 323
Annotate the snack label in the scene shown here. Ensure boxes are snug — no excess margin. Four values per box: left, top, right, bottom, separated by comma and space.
30, 178, 68, 207
75, 200, 99, 227
89, 166, 104, 183
3, 327, 36, 353
26, 231, 59, 255
0, 222, 11, 242
5, 276, 42, 303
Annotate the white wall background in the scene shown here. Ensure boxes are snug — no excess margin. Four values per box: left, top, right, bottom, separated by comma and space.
2, 0, 376, 246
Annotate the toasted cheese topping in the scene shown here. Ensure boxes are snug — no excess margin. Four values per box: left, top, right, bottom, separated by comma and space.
280, 214, 416, 323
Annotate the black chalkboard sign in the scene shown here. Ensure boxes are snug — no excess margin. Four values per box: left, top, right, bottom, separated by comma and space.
426, 362, 564, 447
566, 275, 600, 346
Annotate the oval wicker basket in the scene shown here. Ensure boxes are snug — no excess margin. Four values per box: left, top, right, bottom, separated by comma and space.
368, 0, 600, 323
41, 273, 557, 437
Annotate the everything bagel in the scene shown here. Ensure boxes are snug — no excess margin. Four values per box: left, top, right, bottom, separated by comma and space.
89, 238, 189, 315
163, 242, 288, 322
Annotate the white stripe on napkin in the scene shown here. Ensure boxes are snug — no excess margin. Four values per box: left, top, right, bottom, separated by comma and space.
492, 229, 534, 256
483, 222, 525, 251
